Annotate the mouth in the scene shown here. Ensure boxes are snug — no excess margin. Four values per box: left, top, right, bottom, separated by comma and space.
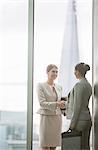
53, 75, 57, 78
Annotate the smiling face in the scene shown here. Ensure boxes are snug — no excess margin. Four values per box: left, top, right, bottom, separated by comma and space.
47, 67, 58, 81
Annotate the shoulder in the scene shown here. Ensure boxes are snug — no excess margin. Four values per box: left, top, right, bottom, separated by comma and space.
74, 82, 81, 88
74, 80, 91, 92
74, 82, 84, 91
37, 82, 43, 87
37, 82, 46, 89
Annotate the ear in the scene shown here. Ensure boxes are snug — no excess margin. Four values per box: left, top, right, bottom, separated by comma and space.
78, 72, 82, 78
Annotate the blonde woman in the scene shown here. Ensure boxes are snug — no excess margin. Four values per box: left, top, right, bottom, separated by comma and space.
37, 64, 65, 150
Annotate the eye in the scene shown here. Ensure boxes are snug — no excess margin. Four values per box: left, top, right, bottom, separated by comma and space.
52, 71, 58, 73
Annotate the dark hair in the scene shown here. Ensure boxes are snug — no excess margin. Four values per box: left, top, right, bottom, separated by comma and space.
75, 62, 90, 76
46, 64, 58, 73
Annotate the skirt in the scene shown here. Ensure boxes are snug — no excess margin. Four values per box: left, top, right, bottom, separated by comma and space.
39, 114, 62, 147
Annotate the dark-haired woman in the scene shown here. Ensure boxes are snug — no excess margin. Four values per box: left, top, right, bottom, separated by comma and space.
37, 64, 65, 150
66, 62, 92, 150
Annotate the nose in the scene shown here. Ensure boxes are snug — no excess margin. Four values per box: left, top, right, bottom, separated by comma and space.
55, 72, 58, 76
55, 71, 58, 74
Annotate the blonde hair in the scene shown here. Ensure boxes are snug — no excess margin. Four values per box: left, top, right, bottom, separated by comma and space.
46, 64, 58, 73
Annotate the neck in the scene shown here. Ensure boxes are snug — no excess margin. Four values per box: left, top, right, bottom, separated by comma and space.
79, 76, 85, 80
47, 80, 54, 85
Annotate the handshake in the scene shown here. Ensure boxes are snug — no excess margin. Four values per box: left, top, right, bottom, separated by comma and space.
60, 97, 67, 110
60, 97, 67, 116
56, 97, 67, 110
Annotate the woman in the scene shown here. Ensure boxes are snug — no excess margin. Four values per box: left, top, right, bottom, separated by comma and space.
66, 62, 92, 150
37, 64, 65, 150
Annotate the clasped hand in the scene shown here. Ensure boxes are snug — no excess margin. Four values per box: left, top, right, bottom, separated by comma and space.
57, 101, 66, 109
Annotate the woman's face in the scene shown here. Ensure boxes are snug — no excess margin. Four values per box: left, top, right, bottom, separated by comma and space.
74, 69, 81, 79
47, 67, 58, 80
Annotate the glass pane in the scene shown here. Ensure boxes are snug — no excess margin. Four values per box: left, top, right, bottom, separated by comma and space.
33, 0, 92, 150
0, 0, 28, 150
93, 0, 98, 150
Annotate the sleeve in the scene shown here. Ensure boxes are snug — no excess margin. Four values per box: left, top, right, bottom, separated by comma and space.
37, 83, 57, 111
70, 83, 83, 129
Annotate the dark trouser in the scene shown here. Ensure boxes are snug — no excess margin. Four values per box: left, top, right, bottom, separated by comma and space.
82, 122, 91, 150
75, 120, 92, 150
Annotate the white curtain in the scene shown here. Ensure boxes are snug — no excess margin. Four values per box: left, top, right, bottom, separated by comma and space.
58, 0, 79, 96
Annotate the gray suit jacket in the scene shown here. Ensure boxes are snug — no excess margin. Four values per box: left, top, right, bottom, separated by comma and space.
66, 78, 92, 130
37, 82, 62, 115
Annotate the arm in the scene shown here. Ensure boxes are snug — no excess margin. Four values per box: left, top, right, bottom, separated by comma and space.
70, 83, 83, 129
37, 83, 65, 111
37, 83, 57, 111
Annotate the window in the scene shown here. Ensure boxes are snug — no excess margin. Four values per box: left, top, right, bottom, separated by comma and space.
0, 1, 28, 150
33, 0, 92, 150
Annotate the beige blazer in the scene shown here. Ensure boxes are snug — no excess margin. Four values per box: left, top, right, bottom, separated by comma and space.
37, 82, 62, 115
66, 78, 92, 129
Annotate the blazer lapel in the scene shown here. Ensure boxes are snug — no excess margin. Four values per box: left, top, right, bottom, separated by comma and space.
54, 84, 60, 100
44, 83, 60, 100
44, 83, 53, 94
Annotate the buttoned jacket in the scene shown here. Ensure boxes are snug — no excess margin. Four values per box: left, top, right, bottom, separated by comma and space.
37, 82, 62, 115
66, 78, 92, 128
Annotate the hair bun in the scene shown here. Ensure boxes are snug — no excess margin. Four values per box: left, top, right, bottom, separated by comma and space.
85, 64, 90, 71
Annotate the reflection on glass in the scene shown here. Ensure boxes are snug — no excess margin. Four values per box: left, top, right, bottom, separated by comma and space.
94, 1, 98, 150
0, 0, 28, 149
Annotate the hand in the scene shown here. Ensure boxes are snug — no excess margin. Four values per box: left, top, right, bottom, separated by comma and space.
56, 101, 65, 109
61, 97, 67, 101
